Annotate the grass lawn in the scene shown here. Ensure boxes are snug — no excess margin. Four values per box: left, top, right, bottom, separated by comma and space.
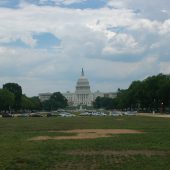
0, 116, 170, 170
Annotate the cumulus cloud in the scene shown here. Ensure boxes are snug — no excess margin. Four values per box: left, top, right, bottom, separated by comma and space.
0, 5, 166, 54
38, 0, 87, 5
106, 0, 129, 9
0, 2, 170, 95
102, 33, 140, 55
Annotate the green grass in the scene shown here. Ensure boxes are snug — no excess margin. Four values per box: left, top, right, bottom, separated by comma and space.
0, 116, 170, 169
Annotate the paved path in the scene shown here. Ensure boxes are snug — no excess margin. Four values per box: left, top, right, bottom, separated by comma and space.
138, 113, 170, 118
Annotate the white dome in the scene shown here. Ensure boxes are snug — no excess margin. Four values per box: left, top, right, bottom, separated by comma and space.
75, 69, 91, 94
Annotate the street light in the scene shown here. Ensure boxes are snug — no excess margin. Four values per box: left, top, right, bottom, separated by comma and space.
161, 102, 163, 113
153, 99, 156, 115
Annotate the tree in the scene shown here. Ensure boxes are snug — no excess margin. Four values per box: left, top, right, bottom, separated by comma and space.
42, 92, 68, 111
3, 83, 22, 110
93, 96, 115, 110
0, 89, 15, 112
42, 100, 51, 111
50, 92, 68, 110
114, 73, 170, 113
93, 97, 102, 109
21, 95, 33, 111
21, 95, 42, 111
30, 97, 42, 110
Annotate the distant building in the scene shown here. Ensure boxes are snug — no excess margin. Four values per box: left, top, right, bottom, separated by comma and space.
104, 92, 117, 99
39, 68, 117, 106
39, 92, 52, 102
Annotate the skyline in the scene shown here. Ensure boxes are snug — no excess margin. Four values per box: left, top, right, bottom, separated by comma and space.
0, 0, 170, 96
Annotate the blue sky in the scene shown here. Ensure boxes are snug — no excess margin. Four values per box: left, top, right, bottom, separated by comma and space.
0, 0, 170, 96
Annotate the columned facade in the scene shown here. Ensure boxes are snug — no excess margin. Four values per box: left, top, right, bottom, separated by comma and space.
73, 68, 93, 106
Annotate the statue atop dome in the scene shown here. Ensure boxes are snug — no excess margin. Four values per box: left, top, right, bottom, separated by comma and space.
81, 68, 84, 77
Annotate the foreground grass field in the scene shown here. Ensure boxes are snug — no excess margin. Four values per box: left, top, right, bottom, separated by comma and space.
0, 116, 170, 170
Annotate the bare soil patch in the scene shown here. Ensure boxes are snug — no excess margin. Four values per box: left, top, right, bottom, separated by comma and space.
116, 118, 124, 121
29, 129, 143, 141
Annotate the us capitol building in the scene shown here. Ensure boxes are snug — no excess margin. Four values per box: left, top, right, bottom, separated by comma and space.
39, 69, 117, 107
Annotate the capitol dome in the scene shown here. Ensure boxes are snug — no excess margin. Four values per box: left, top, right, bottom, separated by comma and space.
75, 68, 91, 94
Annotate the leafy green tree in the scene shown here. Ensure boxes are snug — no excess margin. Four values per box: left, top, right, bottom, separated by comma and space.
42, 100, 51, 111
50, 92, 68, 110
21, 95, 42, 111
0, 89, 15, 112
3, 83, 22, 110
115, 89, 129, 110
42, 92, 67, 111
93, 97, 102, 108
30, 97, 42, 110
93, 97, 115, 110
21, 95, 33, 111
115, 73, 170, 113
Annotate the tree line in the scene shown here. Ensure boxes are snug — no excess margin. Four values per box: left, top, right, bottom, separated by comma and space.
0, 83, 68, 114
94, 73, 170, 113
0, 83, 42, 113
1, 73, 170, 113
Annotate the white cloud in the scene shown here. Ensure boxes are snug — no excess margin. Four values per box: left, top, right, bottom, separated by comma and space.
160, 19, 170, 34
102, 33, 140, 55
106, 0, 128, 9
0, 5, 155, 52
38, 0, 86, 5
129, 19, 160, 32
161, 9, 167, 13
0, 3, 170, 95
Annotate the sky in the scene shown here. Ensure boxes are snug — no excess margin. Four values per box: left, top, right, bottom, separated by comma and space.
0, 0, 170, 96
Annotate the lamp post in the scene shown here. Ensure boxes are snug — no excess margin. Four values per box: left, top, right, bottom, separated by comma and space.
9, 105, 11, 114
161, 102, 163, 113
153, 99, 155, 115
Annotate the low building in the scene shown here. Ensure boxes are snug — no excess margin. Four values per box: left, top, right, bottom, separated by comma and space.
39, 92, 52, 102
104, 92, 117, 99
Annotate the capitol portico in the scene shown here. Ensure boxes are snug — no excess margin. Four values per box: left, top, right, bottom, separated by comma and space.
39, 68, 117, 107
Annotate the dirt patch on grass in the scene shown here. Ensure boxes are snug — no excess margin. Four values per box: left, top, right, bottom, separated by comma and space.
29, 129, 143, 141
65, 150, 170, 156
116, 118, 124, 121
